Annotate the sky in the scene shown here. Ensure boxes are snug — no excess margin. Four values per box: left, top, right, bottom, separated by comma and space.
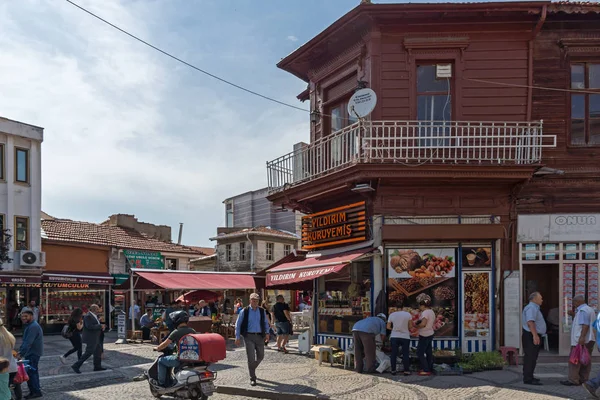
0, 0, 502, 247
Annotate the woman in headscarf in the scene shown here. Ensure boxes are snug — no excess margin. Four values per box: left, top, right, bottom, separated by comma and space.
0, 318, 20, 399
414, 293, 435, 376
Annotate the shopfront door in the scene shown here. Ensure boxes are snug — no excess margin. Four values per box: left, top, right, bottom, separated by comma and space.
523, 263, 560, 353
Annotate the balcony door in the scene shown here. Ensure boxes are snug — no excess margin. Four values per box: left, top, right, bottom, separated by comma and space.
328, 100, 359, 167
416, 64, 452, 146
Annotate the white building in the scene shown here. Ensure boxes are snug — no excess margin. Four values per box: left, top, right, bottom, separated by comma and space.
0, 117, 43, 271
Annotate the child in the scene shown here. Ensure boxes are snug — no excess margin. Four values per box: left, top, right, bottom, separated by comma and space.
0, 356, 11, 400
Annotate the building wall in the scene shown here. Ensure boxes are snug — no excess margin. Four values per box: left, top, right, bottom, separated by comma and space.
0, 118, 43, 271
43, 243, 109, 273
226, 188, 296, 233
214, 236, 298, 272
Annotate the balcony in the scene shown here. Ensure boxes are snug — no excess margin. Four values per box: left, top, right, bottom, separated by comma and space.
267, 120, 556, 193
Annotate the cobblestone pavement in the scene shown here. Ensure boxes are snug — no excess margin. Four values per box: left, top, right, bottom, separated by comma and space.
14, 333, 600, 399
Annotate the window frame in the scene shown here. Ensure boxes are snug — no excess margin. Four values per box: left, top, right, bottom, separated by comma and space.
165, 258, 178, 270
15, 147, 29, 184
225, 244, 232, 262
0, 144, 4, 181
15, 216, 29, 251
239, 242, 246, 261
284, 244, 292, 257
569, 61, 600, 147
415, 62, 454, 122
266, 242, 274, 261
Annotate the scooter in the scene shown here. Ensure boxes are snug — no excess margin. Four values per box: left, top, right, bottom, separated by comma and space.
144, 345, 217, 400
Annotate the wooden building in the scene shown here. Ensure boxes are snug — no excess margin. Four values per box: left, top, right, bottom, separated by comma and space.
264, 1, 600, 354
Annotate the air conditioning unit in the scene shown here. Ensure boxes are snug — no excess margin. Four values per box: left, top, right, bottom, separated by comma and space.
15, 251, 46, 268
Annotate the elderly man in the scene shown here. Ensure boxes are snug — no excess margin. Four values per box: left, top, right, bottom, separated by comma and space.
235, 293, 270, 386
196, 300, 210, 317
522, 292, 546, 385
351, 313, 387, 373
562, 294, 595, 386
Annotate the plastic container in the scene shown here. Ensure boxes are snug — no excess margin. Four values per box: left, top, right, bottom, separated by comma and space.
178, 333, 226, 363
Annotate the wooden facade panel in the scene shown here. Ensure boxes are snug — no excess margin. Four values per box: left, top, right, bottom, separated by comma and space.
464, 50, 528, 61
381, 61, 408, 72
381, 107, 410, 119
381, 97, 410, 108
381, 53, 407, 63
380, 79, 409, 90
462, 105, 526, 115
467, 40, 527, 52
462, 97, 526, 107
463, 68, 528, 79
465, 59, 528, 70
463, 87, 527, 98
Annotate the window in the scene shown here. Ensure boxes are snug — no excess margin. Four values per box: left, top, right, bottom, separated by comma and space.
284, 245, 292, 257
327, 101, 359, 165
226, 244, 232, 262
239, 242, 246, 261
0, 144, 4, 180
15, 216, 29, 250
266, 242, 274, 261
571, 63, 600, 146
416, 64, 452, 146
166, 258, 178, 270
225, 202, 234, 227
15, 148, 29, 183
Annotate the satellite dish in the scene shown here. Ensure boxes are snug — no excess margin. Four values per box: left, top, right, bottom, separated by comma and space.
348, 88, 377, 119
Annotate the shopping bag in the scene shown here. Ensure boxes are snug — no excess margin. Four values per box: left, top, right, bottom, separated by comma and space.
14, 363, 29, 384
569, 344, 588, 365
580, 345, 591, 366
61, 324, 73, 339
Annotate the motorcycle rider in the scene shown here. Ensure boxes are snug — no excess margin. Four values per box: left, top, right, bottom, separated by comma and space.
153, 311, 196, 387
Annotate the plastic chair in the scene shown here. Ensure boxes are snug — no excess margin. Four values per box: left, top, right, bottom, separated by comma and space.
499, 346, 519, 366
318, 346, 334, 366
344, 347, 354, 369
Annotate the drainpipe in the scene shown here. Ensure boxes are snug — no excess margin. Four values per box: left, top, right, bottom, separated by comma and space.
246, 233, 255, 271
527, 5, 547, 121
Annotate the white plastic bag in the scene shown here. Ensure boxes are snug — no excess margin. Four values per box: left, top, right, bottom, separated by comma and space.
375, 350, 391, 373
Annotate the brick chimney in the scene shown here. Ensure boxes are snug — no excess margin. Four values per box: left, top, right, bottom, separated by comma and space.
107, 214, 172, 243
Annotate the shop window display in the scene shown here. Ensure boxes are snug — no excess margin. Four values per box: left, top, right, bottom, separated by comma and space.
42, 287, 105, 325
318, 263, 371, 335
387, 248, 458, 337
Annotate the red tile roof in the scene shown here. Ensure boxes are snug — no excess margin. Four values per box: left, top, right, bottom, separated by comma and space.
41, 219, 202, 255
189, 246, 216, 256
210, 226, 299, 241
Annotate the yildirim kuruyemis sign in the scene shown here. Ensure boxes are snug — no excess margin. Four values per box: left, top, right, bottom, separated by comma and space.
301, 201, 366, 250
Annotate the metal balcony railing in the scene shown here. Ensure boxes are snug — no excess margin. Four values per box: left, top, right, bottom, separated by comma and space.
267, 120, 555, 192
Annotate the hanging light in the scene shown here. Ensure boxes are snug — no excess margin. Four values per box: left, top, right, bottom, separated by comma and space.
310, 109, 320, 124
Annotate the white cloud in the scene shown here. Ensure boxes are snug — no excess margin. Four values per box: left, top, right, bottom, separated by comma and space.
287, 35, 298, 42
0, 0, 308, 244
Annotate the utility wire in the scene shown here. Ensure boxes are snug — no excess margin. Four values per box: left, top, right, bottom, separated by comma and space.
64, 0, 309, 113
464, 77, 600, 95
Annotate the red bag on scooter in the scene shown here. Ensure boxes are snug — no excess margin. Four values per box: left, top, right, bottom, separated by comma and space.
178, 333, 226, 363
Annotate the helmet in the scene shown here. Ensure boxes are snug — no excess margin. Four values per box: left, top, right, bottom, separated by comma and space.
170, 311, 189, 326
376, 313, 386, 320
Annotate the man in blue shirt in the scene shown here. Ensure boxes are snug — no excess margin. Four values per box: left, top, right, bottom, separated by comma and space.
522, 291, 546, 385
235, 293, 270, 386
18, 309, 44, 398
351, 313, 387, 373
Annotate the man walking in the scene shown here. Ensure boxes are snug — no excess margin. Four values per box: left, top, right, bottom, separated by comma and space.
584, 309, 600, 398
18, 309, 43, 399
271, 295, 292, 353
351, 313, 387, 374
235, 293, 270, 386
562, 294, 595, 386
71, 304, 106, 374
522, 292, 546, 385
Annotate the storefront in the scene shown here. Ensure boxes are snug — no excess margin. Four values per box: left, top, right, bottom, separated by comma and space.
41, 272, 113, 334
0, 274, 42, 334
518, 213, 600, 356
385, 244, 495, 352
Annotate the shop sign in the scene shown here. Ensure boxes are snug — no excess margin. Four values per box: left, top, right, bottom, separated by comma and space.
43, 283, 91, 289
124, 250, 164, 270
112, 274, 129, 285
518, 214, 600, 242
43, 274, 113, 285
0, 275, 41, 284
301, 201, 366, 250
267, 264, 348, 286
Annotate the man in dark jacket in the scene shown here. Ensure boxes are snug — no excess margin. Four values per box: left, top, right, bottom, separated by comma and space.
18, 309, 44, 398
71, 304, 106, 374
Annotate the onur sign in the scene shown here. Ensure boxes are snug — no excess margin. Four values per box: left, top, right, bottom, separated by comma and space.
518, 214, 600, 242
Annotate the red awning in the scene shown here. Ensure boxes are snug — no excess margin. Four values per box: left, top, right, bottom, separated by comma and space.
132, 271, 256, 290
266, 248, 373, 287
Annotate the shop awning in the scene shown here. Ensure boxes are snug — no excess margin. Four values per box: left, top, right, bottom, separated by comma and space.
266, 248, 373, 287
125, 271, 256, 290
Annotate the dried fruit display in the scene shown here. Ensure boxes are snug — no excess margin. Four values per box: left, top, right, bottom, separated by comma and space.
433, 285, 455, 300
390, 250, 423, 273
464, 273, 489, 314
